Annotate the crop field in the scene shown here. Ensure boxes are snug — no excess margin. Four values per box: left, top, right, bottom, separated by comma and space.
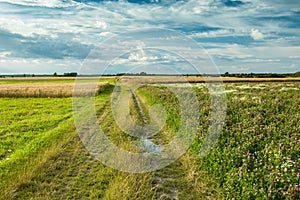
0, 82, 110, 98
0, 77, 299, 199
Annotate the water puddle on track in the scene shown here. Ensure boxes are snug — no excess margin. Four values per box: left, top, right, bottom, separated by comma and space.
131, 89, 180, 200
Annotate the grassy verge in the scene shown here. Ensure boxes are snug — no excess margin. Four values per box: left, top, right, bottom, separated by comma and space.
136, 85, 223, 199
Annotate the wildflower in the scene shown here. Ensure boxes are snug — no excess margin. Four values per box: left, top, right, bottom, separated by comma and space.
268, 192, 271, 198
285, 192, 289, 196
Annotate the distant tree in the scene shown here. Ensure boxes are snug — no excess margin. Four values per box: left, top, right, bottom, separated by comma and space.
53, 72, 57, 77
293, 71, 300, 77
63, 72, 77, 77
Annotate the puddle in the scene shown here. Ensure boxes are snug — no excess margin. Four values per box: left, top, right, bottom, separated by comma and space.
139, 138, 163, 154
131, 89, 179, 199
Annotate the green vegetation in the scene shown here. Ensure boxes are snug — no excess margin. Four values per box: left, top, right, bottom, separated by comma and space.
200, 82, 300, 199
0, 85, 156, 199
137, 86, 222, 199
137, 82, 300, 199
293, 71, 300, 77
0, 79, 299, 199
221, 72, 299, 78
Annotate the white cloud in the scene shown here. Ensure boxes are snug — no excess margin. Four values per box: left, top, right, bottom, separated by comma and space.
231, 66, 250, 72
0, 0, 299, 73
95, 21, 108, 30
0, 57, 81, 74
190, 29, 234, 38
99, 32, 116, 37
0, 0, 75, 8
208, 44, 300, 60
250, 29, 264, 40
283, 64, 297, 69
0, 51, 11, 58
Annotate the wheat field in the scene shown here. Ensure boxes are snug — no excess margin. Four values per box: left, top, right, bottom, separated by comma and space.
0, 82, 109, 97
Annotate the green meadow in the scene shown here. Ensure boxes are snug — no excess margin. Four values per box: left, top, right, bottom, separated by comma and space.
0, 78, 299, 199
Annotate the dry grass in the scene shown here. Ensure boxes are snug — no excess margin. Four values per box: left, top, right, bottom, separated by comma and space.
0, 82, 109, 98
2, 76, 299, 85
217, 77, 300, 82
0, 76, 115, 81
116, 76, 300, 84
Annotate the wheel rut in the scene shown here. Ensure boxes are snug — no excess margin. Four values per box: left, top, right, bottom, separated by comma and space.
131, 89, 180, 200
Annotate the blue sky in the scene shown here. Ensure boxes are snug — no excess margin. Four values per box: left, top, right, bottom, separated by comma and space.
0, 0, 299, 74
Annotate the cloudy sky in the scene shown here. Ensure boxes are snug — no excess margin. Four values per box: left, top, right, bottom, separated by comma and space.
0, 0, 299, 74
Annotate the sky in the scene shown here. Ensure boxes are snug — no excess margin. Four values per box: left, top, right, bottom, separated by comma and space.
0, 0, 299, 74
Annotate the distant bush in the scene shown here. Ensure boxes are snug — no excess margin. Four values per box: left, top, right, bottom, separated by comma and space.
293, 71, 300, 77
63, 72, 77, 77
221, 73, 292, 78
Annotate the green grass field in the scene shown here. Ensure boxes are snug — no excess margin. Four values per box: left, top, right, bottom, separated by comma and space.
0, 79, 299, 199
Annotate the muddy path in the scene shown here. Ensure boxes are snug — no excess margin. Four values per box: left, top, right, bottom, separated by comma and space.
131, 89, 179, 199
130, 89, 222, 199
